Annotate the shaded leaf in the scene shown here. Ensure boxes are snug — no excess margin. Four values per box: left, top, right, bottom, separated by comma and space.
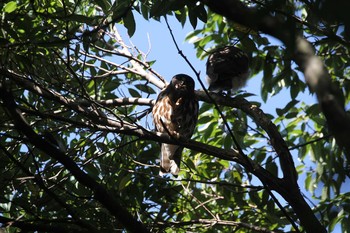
123, 10, 136, 37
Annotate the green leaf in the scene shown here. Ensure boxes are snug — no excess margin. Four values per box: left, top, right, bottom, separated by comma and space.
123, 10, 136, 37
276, 99, 299, 116
85, 163, 99, 178
186, 157, 196, 171
150, 0, 171, 18
104, 80, 120, 92
87, 79, 95, 90
193, 4, 207, 23
140, 4, 149, 20
305, 172, 315, 193
290, 81, 299, 99
135, 84, 156, 94
188, 9, 198, 29
119, 174, 132, 190
4, 1, 17, 13
128, 88, 141, 97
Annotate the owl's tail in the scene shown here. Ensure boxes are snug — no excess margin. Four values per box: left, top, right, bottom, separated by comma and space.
159, 143, 184, 176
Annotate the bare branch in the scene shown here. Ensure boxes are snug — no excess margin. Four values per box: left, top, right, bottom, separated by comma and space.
109, 27, 167, 89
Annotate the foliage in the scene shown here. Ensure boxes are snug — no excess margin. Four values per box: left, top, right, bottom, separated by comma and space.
0, 0, 350, 232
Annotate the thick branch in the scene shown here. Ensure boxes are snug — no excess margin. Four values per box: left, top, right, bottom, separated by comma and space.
196, 91, 298, 186
294, 38, 350, 155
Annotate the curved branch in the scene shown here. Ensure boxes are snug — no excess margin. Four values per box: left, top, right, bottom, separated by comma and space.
2, 67, 292, 188
195, 91, 298, 186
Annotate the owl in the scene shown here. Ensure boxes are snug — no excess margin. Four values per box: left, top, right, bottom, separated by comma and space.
206, 45, 250, 93
152, 74, 199, 176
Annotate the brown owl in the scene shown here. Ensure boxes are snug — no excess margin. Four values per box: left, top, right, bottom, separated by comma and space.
152, 74, 199, 176
206, 46, 250, 93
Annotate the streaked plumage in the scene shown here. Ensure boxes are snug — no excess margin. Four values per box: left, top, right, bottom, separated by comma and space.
206, 46, 250, 93
152, 74, 199, 176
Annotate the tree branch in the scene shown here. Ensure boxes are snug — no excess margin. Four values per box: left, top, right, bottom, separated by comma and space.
79, 97, 155, 107
195, 91, 298, 187
108, 27, 167, 89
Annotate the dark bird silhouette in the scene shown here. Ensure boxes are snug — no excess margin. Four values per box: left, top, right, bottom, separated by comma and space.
206, 46, 250, 93
152, 74, 199, 176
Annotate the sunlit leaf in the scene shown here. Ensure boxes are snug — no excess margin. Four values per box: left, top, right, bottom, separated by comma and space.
4, 1, 17, 13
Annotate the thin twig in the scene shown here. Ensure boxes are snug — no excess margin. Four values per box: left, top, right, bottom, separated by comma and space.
289, 134, 331, 150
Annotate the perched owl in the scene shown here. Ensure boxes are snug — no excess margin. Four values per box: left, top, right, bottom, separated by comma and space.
206, 46, 250, 93
152, 74, 199, 176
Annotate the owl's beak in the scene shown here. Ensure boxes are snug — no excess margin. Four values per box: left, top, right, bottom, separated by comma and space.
175, 81, 186, 90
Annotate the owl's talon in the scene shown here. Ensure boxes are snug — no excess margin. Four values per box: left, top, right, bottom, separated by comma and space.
170, 160, 180, 176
